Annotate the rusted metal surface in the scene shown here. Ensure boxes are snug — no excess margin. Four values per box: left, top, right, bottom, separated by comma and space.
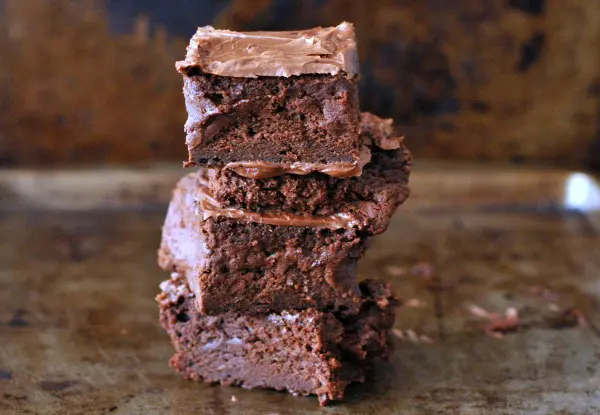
2, 0, 600, 169
1, 165, 600, 414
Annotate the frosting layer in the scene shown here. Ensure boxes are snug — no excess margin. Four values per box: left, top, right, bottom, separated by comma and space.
176, 22, 359, 78
223, 145, 372, 179
194, 170, 363, 230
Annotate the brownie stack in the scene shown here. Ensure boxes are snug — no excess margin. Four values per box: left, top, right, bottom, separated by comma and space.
156, 22, 412, 406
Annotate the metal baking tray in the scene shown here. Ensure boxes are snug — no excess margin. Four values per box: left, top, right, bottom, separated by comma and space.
1, 164, 599, 414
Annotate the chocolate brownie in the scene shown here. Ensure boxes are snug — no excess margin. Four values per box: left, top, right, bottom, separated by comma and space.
158, 173, 369, 315
205, 112, 412, 235
157, 273, 398, 406
176, 23, 362, 175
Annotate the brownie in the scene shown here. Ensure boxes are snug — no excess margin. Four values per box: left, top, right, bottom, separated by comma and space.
158, 173, 369, 315
205, 112, 412, 234
176, 23, 362, 174
157, 273, 398, 406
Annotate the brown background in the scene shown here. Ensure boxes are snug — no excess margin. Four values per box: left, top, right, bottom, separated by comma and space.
1, 0, 599, 170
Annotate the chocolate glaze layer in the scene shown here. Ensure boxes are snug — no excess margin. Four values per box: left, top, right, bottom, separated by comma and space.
194, 170, 362, 230
176, 22, 358, 78
215, 113, 402, 179
224, 145, 372, 179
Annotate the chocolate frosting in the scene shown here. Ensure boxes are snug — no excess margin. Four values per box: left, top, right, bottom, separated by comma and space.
371, 119, 401, 150
176, 22, 359, 78
224, 145, 372, 179
359, 112, 402, 150
194, 170, 363, 230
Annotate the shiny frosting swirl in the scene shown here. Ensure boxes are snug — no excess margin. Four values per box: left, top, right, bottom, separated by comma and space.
176, 22, 359, 78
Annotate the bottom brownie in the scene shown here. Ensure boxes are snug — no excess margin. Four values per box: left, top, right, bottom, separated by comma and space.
157, 273, 398, 406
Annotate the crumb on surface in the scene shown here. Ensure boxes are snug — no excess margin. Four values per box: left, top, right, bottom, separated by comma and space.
485, 307, 519, 337
385, 265, 406, 277
393, 328, 434, 344
419, 335, 434, 344
392, 329, 404, 340
467, 305, 519, 338
405, 298, 426, 308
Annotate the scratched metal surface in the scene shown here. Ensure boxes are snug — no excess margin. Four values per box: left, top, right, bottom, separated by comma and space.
1, 165, 600, 414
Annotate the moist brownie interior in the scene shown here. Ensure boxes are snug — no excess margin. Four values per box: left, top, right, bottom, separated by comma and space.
182, 73, 360, 167
159, 173, 370, 315
157, 273, 398, 406
203, 112, 412, 234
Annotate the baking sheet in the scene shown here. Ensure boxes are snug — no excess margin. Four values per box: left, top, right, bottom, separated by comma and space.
1, 164, 599, 414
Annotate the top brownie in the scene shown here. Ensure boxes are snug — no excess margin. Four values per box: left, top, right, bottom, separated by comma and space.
176, 23, 362, 176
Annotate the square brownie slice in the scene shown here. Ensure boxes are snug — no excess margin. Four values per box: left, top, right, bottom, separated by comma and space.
157, 273, 398, 406
176, 23, 361, 175
205, 112, 412, 235
158, 173, 369, 316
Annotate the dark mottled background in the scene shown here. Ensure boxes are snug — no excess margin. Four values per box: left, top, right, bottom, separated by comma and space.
0, 0, 599, 170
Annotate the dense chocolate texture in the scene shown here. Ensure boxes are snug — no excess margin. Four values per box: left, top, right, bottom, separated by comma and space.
205, 112, 412, 235
157, 273, 397, 406
158, 173, 370, 315
180, 72, 360, 170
